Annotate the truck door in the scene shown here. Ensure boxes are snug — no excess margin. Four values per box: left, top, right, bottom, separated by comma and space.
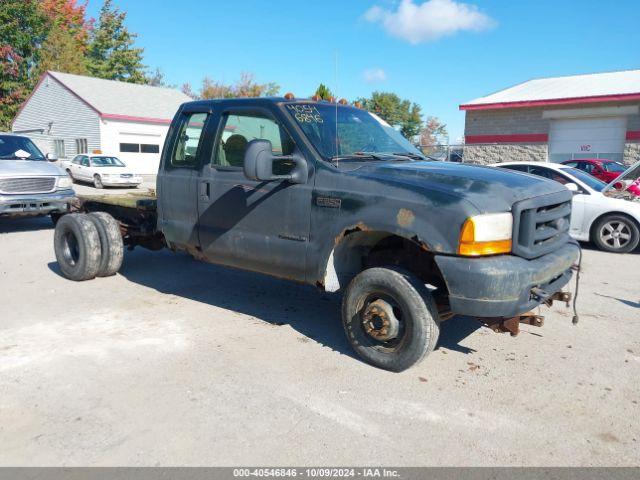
197, 106, 312, 281
157, 107, 212, 250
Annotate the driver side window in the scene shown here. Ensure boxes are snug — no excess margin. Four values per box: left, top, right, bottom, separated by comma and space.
212, 112, 295, 174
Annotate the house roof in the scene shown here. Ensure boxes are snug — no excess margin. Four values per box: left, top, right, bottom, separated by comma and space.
460, 69, 640, 110
48, 71, 192, 123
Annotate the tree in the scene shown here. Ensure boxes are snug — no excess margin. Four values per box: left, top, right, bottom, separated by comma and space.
420, 116, 448, 147
0, 0, 48, 129
86, 0, 146, 83
357, 91, 423, 139
194, 72, 280, 100
38, 0, 91, 75
145, 67, 174, 88
314, 83, 333, 100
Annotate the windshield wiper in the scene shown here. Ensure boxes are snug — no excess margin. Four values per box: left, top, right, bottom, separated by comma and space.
387, 152, 427, 161
0, 155, 41, 160
330, 152, 388, 162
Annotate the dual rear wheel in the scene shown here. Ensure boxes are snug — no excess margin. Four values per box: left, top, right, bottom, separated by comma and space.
54, 212, 124, 281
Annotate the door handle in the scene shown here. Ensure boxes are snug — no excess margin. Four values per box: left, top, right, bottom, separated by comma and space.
200, 181, 210, 200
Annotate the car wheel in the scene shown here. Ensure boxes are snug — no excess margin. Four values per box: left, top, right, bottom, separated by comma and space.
53, 213, 102, 281
342, 267, 440, 372
86, 212, 124, 277
66, 169, 74, 181
93, 174, 104, 189
592, 214, 640, 253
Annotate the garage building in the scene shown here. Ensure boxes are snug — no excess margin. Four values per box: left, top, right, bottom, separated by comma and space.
11, 71, 191, 176
460, 69, 640, 165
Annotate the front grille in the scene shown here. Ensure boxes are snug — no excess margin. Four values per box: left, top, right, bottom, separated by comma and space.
512, 190, 573, 259
0, 177, 56, 194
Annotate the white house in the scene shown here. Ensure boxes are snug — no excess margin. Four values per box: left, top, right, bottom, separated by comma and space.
12, 71, 192, 176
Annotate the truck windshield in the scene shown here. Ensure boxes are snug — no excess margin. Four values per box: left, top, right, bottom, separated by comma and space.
284, 103, 424, 161
0, 135, 45, 160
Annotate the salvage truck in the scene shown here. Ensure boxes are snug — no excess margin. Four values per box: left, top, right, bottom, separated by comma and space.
53, 97, 580, 371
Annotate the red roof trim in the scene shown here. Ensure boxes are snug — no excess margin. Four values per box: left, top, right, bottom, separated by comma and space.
100, 113, 172, 124
460, 92, 640, 111
465, 134, 548, 144
627, 130, 640, 141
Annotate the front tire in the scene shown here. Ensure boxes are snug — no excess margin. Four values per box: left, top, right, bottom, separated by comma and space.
93, 174, 104, 189
54, 214, 102, 281
342, 267, 440, 372
592, 214, 639, 253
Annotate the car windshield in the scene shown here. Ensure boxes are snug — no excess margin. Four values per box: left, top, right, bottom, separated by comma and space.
284, 102, 424, 161
600, 162, 627, 173
91, 156, 124, 167
0, 135, 45, 160
561, 167, 607, 191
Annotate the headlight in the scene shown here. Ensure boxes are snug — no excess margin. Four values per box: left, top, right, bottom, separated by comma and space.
56, 176, 73, 189
458, 212, 513, 256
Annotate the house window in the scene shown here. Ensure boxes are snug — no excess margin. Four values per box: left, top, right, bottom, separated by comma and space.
140, 144, 160, 153
120, 143, 139, 153
75, 138, 88, 154
53, 139, 65, 158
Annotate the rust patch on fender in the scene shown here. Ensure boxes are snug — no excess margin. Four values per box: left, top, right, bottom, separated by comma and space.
396, 208, 415, 228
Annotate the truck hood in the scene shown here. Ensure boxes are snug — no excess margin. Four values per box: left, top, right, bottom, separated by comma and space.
0, 160, 64, 177
351, 161, 568, 213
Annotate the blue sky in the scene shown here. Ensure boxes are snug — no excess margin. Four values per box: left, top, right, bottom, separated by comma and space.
87, 0, 640, 141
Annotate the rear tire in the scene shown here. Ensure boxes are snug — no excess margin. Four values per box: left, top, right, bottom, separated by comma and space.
93, 174, 104, 189
592, 214, 639, 253
342, 267, 440, 372
86, 212, 124, 277
54, 213, 101, 281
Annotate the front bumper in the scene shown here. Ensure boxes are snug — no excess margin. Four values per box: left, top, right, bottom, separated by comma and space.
101, 176, 142, 186
434, 242, 580, 318
0, 189, 75, 217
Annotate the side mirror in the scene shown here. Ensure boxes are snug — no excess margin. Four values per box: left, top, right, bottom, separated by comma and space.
46, 152, 58, 162
565, 182, 579, 193
243, 139, 308, 184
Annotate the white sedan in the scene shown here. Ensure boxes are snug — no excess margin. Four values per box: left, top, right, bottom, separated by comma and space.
496, 161, 640, 253
66, 154, 142, 189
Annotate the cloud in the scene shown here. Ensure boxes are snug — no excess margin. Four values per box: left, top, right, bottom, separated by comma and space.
364, 0, 495, 44
363, 68, 387, 83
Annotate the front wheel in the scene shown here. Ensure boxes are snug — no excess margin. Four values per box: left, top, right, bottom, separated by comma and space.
592, 214, 639, 253
93, 174, 104, 189
342, 267, 440, 372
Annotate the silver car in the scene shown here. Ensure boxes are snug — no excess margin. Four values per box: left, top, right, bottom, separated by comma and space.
0, 133, 74, 220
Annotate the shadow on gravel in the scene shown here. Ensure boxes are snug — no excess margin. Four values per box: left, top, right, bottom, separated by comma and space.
594, 292, 640, 309
47, 247, 481, 363
0, 216, 52, 233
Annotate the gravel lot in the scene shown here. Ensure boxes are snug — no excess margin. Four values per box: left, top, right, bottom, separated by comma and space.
0, 207, 639, 466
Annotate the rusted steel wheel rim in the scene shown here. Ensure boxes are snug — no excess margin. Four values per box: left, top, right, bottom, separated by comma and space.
359, 294, 405, 349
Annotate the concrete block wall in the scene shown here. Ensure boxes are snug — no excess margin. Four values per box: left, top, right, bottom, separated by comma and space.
463, 144, 547, 164
623, 143, 640, 165
464, 108, 548, 136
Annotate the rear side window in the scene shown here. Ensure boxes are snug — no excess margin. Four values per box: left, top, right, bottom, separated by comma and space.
172, 112, 208, 168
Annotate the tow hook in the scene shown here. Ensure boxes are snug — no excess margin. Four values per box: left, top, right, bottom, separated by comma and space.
483, 312, 544, 337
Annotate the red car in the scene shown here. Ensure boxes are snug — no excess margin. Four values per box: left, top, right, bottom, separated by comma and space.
562, 159, 627, 184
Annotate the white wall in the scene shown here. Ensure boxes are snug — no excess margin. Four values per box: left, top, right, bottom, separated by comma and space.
100, 119, 170, 175
12, 74, 101, 158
